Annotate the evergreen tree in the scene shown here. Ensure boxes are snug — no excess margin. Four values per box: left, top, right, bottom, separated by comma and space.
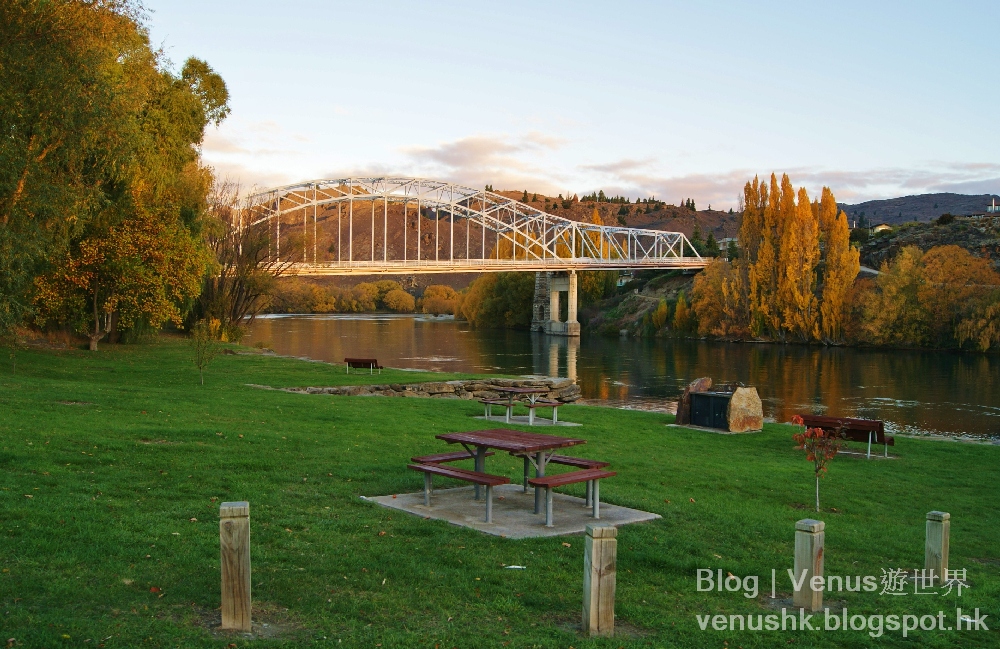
705, 232, 720, 257
521, 190, 529, 202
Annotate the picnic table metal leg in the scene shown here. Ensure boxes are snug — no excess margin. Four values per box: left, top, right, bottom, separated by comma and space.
485, 485, 493, 523
585, 480, 592, 507
523, 456, 530, 493
474, 446, 486, 500
528, 406, 535, 426
545, 487, 554, 527
592, 480, 601, 519
534, 451, 545, 514
867, 432, 872, 459
505, 402, 511, 423
552, 406, 558, 424
423, 473, 432, 506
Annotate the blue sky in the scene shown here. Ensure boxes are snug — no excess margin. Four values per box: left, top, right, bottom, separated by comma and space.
146, 1, 1000, 208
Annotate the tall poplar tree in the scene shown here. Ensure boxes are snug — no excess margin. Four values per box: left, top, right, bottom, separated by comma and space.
778, 186, 820, 340
820, 207, 860, 341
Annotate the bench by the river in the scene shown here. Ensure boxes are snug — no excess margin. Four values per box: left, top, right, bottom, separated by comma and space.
344, 357, 383, 374
798, 414, 894, 459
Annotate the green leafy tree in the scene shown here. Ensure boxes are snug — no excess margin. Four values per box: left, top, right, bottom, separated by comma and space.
191, 318, 222, 385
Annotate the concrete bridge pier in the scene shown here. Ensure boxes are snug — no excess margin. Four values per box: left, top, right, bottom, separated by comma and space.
532, 271, 580, 337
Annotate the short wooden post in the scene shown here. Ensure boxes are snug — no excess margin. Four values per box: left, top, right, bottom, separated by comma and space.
925, 511, 950, 584
793, 519, 824, 612
220, 501, 251, 631
583, 524, 617, 637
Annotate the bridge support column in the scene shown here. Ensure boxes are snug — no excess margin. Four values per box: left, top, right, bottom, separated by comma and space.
567, 270, 580, 335
542, 272, 580, 337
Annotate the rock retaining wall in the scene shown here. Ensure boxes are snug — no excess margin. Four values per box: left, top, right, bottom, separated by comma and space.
278, 377, 582, 402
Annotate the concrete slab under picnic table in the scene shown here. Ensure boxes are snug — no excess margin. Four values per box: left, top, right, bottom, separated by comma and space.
362, 484, 660, 539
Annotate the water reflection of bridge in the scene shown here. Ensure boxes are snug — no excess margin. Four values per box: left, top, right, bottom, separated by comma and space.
249, 178, 708, 336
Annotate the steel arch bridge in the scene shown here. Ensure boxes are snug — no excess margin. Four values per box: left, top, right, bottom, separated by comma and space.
247, 177, 707, 275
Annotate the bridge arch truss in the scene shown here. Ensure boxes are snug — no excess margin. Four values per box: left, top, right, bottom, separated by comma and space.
248, 177, 706, 275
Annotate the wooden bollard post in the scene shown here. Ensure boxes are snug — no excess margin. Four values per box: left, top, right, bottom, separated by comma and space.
583, 524, 617, 637
220, 501, 251, 631
925, 511, 950, 584
793, 519, 824, 612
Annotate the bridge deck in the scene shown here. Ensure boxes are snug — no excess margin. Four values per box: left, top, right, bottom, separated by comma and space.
287, 258, 710, 275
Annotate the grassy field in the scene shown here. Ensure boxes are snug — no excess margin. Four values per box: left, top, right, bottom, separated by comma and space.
1, 338, 998, 648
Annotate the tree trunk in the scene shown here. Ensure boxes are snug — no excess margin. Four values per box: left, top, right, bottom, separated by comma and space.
815, 476, 820, 512
200, 367, 204, 385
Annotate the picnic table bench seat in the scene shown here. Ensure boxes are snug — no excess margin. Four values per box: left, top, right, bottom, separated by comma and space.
798, 414, 894, 458
407, 463, 510, 523
479, 398, 513, 422
528, 468, 617, 527
523, 398, 561, 425
410, 450, 494, 464
344, 357, 383, 374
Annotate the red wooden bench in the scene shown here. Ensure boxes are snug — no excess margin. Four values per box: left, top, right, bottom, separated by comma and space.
407, 463, 510, 523
344, 357, 383, 374
528, 468, 616, 527
512, 454, 610, 502
797, 414, 894, 459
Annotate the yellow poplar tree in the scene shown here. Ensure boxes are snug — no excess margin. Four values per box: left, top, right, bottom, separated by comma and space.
778, 186, 820, 340
820, 208, 860, 341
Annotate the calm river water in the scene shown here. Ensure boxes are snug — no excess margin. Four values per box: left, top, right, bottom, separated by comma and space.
246, 314, 999, 440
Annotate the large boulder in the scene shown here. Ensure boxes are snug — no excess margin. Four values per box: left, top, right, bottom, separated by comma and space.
727, 387, 763, 432
675, 377, 713, 425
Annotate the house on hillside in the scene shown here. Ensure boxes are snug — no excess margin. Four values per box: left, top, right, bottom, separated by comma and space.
988, 198, 999, 214
872, 223, 893, 234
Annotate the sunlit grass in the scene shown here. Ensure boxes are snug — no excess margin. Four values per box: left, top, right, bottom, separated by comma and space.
0, 339, 997, 647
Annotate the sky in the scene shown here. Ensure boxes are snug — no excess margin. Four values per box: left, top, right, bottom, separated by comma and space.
146, 1, 1000, 209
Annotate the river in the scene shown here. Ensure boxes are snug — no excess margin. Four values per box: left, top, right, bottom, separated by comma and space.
245, 314, 999, 440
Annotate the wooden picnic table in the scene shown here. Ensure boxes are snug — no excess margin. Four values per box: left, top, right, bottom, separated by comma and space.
494, 386, 550, 406
436, 428, 585, 513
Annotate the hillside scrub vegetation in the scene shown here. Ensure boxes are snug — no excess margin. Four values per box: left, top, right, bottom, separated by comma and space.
267, 279, 418, 314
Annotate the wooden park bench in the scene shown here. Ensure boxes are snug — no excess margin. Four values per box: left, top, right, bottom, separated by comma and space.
797, 414, 894, 459
344, 357, 383, 374
525, 399, 561, 425
480, 398, 513, 422
407, 463, 510, 523
528, 468, 616, 527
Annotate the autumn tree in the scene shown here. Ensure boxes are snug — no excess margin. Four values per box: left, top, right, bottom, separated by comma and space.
2, 0, 229, 343
820, 198, 860, 342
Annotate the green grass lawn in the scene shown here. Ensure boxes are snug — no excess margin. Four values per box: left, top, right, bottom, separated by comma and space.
1, 338, 998, 648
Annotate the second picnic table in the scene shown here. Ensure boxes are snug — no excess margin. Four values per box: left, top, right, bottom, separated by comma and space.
435, 428, 586, 514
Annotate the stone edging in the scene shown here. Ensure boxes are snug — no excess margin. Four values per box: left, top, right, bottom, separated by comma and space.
250, 377, 582, 402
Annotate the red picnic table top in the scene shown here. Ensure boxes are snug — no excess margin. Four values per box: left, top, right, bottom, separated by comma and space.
436, 428, 585, 454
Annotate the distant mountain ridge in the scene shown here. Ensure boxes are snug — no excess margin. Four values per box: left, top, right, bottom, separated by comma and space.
838, 192, 999, 226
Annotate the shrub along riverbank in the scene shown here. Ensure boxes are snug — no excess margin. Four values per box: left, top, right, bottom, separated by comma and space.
1, 339, 998, 647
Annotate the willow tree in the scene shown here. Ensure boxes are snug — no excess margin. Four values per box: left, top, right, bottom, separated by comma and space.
2, 0, 228, 346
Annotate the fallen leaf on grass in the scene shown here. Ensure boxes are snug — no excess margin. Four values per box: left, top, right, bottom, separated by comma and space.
562, 542, 571, 548
189, 518, 197, 522
689, 498, 696, 503
23, 495, 32, 499
149, 587, 160, 593
664, 499, 670, 504
378, 531, 386, 536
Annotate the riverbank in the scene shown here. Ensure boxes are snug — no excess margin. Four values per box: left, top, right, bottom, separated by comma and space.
2, 339, 998, 647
